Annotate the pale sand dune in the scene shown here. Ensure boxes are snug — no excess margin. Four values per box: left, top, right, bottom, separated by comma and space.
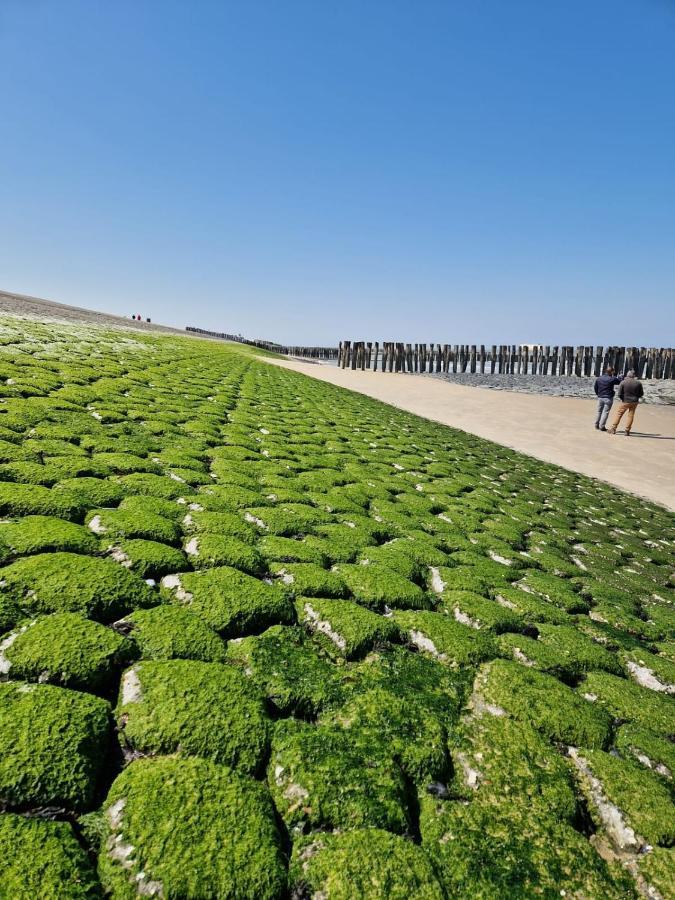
267, 357, 675, 511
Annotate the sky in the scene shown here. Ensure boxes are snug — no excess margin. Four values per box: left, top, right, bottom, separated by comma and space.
1, 1, 674, 346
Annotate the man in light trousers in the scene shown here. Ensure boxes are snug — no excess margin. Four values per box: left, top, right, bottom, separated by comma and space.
608, 370, 644, 436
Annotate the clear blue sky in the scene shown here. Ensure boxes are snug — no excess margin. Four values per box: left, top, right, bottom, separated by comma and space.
1, 1, 673, 345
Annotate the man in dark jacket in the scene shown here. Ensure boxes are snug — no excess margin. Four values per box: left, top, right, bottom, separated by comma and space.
608, 370, 644, 436
593, 367, 622, 431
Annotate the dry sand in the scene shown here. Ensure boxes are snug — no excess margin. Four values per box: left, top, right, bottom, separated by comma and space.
268, 358, 675, 512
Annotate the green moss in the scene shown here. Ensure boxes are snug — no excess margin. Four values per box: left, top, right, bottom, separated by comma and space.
570, 748, 674, 846
475, 659, 612, 748
243, 503, 330, 536
516, 571, 589, 613
269, 718, 410, 834
184, 532, 266, 574
115, 472, 193, 499
0, 482, 86, 520
639, 848, 675, 899
117, 659, 269, 773
393, 610, 497, 667
290, 829, 444, 900
98, 756, 285, 899
386, 535, 449, 567
0, 681, 110, 809
297, 597, 400, 659
257, 534, 330, 565
335, 563, 431, 610
356, 544, 425, 581
103, 538, 186, 579
579, 671, 675, 736
614, 724, 675, 780
121, 605, 227, 662
118, 493, 185, 521
197, 483, 265, 511
324, 687, 450, 783
91, 452, 162, 474
497, 632, 577, 678
0, 515, 98, 558
2, 613, 134, 691
450, 715, 577, 820
0, 813, 100, 899
441, 590, 524, 633
535, 623, 624, 676
420, 794, 635, 899
182, 508, 256, 542
270, 562, 348, 597
0, 552, 155, 621
161, 566, 295, 637
85, 508, 180, 543
490, 585, 570, 625
226, 624, 343, 715
53, 476, 127, 507
436, 565, 492, 596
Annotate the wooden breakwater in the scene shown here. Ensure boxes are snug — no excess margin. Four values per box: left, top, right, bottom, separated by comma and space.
338, 342, 675, 379
185, 327, 338, 360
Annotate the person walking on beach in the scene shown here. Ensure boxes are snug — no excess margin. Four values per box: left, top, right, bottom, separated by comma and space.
608, 370, 644, 436
593, 366, 622, 431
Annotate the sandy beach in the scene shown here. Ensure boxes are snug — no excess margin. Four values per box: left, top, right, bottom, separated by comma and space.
269, 357, 675, 512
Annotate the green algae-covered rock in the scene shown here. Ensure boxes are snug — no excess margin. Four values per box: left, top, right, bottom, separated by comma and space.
297, 597, 400, 659
333, 562, 431, 610
269, 718, 410, 834
184, 532, 266, 574
440, 590, 524, 633
0, 515, 98, 558
226, 624, 342, 715
356, 544, 425, 581
536, 623, 624, 676
290, 828, 444, 900
621, 647, 675, 692
182, 508, 257, 542
161, 566, 295, 637
86, 508, 180, 544
53, 476, 127, 508
579, 670, 675, 736
103, 538, 186, 580
0, 482, 86, 520
98, 756, 285, 899
0, 552, 155, 622
270, 561, 348, 597
118, 493, 186, 522
516, 570, 589, 613
450, 715, 577, 820
639, 848, 675, 900
614, 723, 675, 779
420, 794, 635, 899
117, 659, 269, 774
475, 660, 612, 748
496, 632, 576, 678
0, 813, 101, 899
1, 613, 134, 691
258, 535, 329, 565
393, 610, 497, 667
120, 605, 227, 662
0, 681, 110, 809
569, 748, 675, 847
491, 585, 570, 625
324, 687, 450, 783
115, 472, 194, 499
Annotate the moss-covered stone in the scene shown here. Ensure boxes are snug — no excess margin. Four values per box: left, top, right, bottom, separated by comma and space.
1, 612, 134, 691
103, 538, 186, 579
579, 671, 675, 737
475, 659, 612, 748
0, 681, 110, 809
0, 552, 155, 621
639, 847, 675, 899
297, 597, 400, 659
0, 813, 101, 899
491, 585, 570, 625
161, 566, 295, 637
614, 723, 675, 779
290, 829, 444, 900
118, 494, 185, 522
393, 610, 497, 668
86, 508, 180, 544
182, 508, 256, 542
52, 476, 127, 508
98, 756, 285, 899
117, 659, 269, 774
534, 623, 624, 676
420, 794, 635, 899
257, 534, 329, 565
356, 544, 425, 581
440, 590, 524, 633
516, 571, 589, 613
0, 482, 86, 520
270, 561, 348, 597
269, 718, 410, 834
0, 515, 98, 559
120, 605, 227, 662
184, 532, 266, 575
335, 563, 431, 610
621, 647, 675, 692
115, 472, 194, 500
569, 748, 674, 847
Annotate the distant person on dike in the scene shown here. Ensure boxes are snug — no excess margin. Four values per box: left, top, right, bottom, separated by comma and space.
608, 370, 644, 436
593, 366, 623, 431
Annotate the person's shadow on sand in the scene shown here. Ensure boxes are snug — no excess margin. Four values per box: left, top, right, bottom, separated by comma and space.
626, 432, 675, 440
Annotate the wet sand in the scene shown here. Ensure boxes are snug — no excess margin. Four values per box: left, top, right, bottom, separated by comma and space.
268, 358, 675, 512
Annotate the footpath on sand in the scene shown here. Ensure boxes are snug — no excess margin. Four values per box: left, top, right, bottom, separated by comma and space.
266, 357, 675, 513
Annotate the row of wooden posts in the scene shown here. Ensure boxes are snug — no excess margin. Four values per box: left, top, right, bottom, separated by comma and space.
186, 326, 338, 359
338, 342, 675, 379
